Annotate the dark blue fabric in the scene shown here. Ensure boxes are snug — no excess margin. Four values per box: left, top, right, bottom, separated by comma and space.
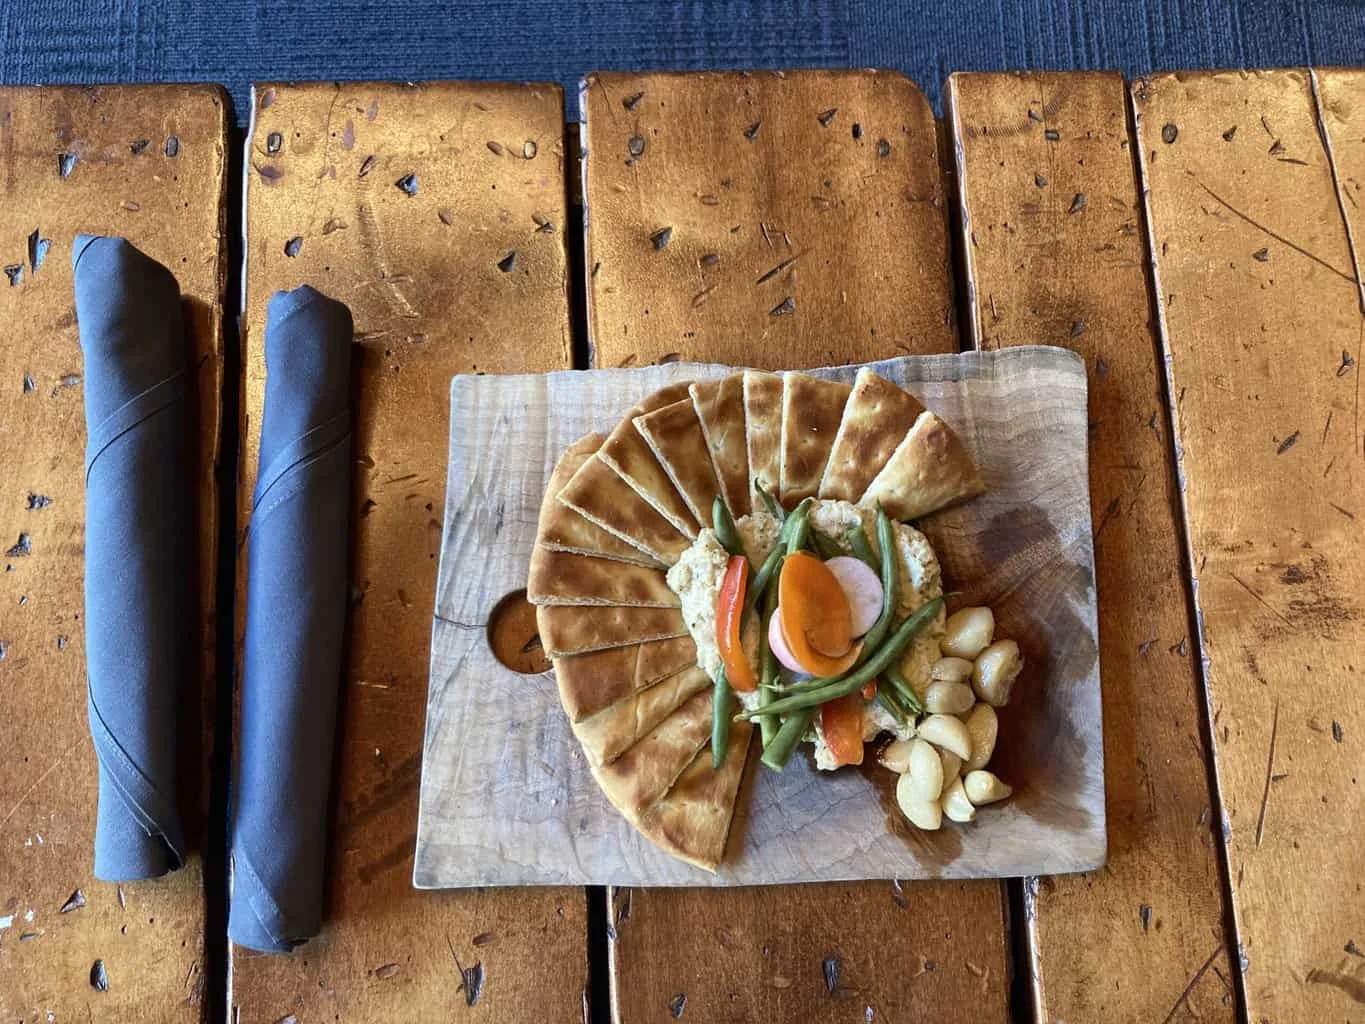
3, 1, 1362, 124
229, 286, 353, 954
73, 234, 191, 881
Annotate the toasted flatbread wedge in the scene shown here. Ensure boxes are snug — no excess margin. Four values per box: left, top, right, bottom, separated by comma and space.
554, 635, 698, 723
558, 453, 691, 565
527, 548, 678, 607
743, 370, 783, 508
588, 688, 713, 820
537, 604, 688, 657
637, 720, 752, 871
818, 368, 927, 502
572, 664, 712, 766
635, 398, 723, 528
538, 434, 665, 567
859, 410, 986, 520
598, 383, 699, 537
690, 376, 750, 518
779, 373, 851, 505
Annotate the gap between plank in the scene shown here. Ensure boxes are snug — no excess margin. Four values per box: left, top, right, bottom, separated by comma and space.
1126, 78, 1250, 1022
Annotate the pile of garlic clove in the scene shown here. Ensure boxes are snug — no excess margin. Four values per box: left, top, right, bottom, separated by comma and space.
879, 605, 1022, 830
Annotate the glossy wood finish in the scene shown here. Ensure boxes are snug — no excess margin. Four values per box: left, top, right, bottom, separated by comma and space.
0, 84, 228, 1024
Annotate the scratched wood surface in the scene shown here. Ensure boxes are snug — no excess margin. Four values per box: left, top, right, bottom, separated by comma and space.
946, 71, 1238, 1022
581, 70, 955, 369
233, 81, 583, 1023
582, 70, 1012, 1023
1135, 69, 1365, 1022
0, 85, 227, 1022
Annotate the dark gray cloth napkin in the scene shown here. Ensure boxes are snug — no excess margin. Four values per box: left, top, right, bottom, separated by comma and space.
74, 235, 192, 881
229, 285, 353, 953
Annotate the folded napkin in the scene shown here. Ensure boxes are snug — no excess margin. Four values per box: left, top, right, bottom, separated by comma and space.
74, 235, 192, 880
230, 286, 353, 953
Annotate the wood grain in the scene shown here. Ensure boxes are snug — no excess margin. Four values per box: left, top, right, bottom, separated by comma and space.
1135, 69, 1365, 1022
582, 70, 1012, 1024
581, 70, 954, 371
233, 80, 583, 1023
947, 71, 1237, 1023
0, 85, 227, 1023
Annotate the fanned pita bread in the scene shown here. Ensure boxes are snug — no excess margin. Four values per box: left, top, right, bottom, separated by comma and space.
537, 603, 688, 657
538, 434, 664, 567
860, 410, 986, 520
779, 373, 851, 505
558, 454, 691, 565
690, 376, 750, 517
572, 664, 712, 766
554, 635, 697, 723
528, 548, 678, 607
743, 370, 783, 508
818, 368, 927, 502
637, 720, 752, 871
588, 688, 713, 820
598, 383, 700, 537
634, 398, 723, 527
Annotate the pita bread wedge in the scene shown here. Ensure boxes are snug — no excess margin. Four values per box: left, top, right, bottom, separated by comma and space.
743, 370, 783, 508
537, 604, 688, 657
779, 373, 851, 505
538, 434, 665, 567
588, 688, 713, 820
637, 719, 752, 871
554, 635, 698, 723
859, 409, 986, 520
572, 664, 712, 766
558, 453, 691, 565
528, 548, 678, 607
634, 398, 724, 527
598, 383, 700, 537
690, 376, 750, 517
818, 368, 927, 502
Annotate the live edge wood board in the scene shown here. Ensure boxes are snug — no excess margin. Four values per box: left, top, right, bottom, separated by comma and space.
232, 81, 584, 1024
0, 85, 227, 1024
582, 70, 1011, 1024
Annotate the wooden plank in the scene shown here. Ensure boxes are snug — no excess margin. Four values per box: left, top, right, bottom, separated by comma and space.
946, 71, 1238, 1022
583, 70, 1011, 1023
233, 81, 583, 1023
1134, 69, 1365, 1022
0, 85, 227, 1022
581, 69, 955, 369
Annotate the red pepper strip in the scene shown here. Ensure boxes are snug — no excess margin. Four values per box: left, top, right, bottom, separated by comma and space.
716, 554, 758, 692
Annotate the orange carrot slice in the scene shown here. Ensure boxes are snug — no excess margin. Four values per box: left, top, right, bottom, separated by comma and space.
778, 551, 854, 673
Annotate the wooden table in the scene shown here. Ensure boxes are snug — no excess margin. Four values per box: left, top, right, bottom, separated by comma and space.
1, 68, 1361, 1024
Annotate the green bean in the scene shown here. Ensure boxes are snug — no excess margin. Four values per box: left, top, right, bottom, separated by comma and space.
782, 498, 814, 555
739, 598, 944, 720
846, 525, 878, 571
757, 484, 785, 522
874, 686, 907, 725
811, 529, 842, 561
757, 586, 781, 747
748, 546, 784, 607
851, 506, 900, 666
713, 496, 745, 558
759, 708, 816, 771
883, 664, 925, 714
712, 667, 732, 770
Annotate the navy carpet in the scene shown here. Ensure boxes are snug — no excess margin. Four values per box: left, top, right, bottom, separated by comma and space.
2, 0, 1363, 123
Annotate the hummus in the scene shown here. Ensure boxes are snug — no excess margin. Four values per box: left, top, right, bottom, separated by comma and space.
665, 499, 944, 769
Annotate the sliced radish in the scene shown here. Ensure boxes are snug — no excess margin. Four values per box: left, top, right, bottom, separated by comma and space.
768, 606, 807, 674
824, 556, 884, 637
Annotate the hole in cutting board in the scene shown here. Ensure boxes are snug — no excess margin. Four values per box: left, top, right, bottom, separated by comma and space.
487, 589, 550, 674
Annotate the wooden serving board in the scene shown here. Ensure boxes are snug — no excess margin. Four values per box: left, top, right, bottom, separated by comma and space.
415, 346, 1105, 886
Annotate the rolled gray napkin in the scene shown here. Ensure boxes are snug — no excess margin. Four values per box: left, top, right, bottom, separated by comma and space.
73, 234, 192, 881
229, 285, 353, 953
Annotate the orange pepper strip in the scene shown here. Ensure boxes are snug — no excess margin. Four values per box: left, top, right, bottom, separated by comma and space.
716, 555, 758, 692
820, 691, 865, 767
